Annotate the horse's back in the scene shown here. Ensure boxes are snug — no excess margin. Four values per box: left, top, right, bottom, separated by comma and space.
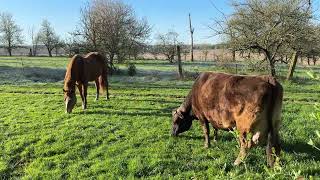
83, 52, 107, 81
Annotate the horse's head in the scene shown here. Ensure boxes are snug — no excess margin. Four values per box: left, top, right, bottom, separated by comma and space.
171, 106, 193, 136
63, 89, 76, 113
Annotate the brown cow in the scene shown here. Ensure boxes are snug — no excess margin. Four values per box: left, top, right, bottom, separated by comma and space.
172, 72, 283, 167
63, 52, 109, 113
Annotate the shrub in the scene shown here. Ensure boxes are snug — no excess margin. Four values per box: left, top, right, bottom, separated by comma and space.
127, 63, 136, 76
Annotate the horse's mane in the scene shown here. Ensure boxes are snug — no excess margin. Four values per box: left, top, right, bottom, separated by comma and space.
84, 52, 99, 58
63, 54, 83, 91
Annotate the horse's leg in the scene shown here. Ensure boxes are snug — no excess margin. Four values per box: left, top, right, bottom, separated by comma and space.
95, 79, 99, 101
106, 77, 110, 100
77, 83, 85, 109
82, 83, 88, 110
104, 74, 110, 100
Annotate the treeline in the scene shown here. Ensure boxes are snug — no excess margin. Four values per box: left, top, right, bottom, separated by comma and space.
0, 0, 319, 78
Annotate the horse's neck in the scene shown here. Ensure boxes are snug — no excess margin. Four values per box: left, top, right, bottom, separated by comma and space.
64, 60, 79, 91
64, 79, 76, 91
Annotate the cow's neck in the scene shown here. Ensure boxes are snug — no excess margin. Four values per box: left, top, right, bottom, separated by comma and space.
181, 91, 193, 116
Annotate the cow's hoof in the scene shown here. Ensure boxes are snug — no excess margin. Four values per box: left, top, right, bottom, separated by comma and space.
267, 160, 275, 168
204, 144, 210, 148
233, 159, 242, 166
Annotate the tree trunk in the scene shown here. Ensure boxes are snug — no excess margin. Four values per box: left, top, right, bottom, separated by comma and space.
270, 62, 276, 77
232, 50, 236, 62
8, 48, 12, 56
286, 51, 299, 80
177, 45, 183, 79
264, 50, 276, 77
48, 47, 52, 57
109, 53, 114, 68
189, 13, 194, 62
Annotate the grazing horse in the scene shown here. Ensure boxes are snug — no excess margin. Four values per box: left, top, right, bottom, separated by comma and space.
63, 52, 109, 113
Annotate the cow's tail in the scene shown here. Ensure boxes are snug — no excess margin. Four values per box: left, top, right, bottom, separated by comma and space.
266, 76, 283, 166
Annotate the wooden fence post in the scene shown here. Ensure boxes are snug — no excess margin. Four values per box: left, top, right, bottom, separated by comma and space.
177, 45, 183, 79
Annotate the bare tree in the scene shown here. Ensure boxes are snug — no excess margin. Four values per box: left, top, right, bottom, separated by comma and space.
156, 30, 179, 63
212, 0, 313, 76
189, 13, 194, 62
203, 49, 209, 61
29, 26, 40, 56
53, 37, 65, 56
78, 0, 151, 69
286, 0, 315, 80
0, 12, 23, 56
38, 19, 59, 57
64, 34, 83, 56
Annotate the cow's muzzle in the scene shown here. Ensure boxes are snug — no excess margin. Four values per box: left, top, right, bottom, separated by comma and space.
171, 125, 178, 136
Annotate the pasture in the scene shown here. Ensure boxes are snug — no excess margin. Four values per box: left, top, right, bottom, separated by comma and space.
0, 56, 320, 179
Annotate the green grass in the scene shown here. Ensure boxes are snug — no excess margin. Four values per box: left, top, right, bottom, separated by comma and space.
0, 57, 319, 179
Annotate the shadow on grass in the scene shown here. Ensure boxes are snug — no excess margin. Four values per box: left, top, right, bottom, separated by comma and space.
0, 65, 65, 83
79, 110, 172, 117
177, 130, 235, 142
282, 140, 320, 161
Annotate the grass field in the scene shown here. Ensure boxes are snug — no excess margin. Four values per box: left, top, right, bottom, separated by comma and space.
0, 56, 320, 179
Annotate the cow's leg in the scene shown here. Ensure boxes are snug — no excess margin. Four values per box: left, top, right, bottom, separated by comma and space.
234, 132, 248, 166
95, 79, 100, 101
213, 128, 218, 142
77, 83, 85, 108
82, 83, 88, 110
266, 130, 281, 167
200, 120, 210, 148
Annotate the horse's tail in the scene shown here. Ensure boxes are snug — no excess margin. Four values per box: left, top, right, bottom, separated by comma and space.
99, 60, 110, 99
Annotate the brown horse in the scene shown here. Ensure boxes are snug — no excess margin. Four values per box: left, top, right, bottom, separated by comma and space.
63, 52, 109, 113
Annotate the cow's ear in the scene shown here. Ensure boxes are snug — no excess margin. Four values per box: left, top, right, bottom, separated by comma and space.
176, 110, 184, 119
172, 109, 177, 116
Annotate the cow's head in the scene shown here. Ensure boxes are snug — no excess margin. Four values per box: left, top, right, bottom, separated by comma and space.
63, 88, 76, 113
172, 106, 193, 136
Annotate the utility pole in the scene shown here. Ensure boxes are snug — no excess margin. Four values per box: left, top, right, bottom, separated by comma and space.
189, 13, 194, 62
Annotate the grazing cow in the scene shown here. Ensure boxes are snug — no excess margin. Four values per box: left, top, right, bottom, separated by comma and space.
63, 52, 109, 113
172, 72, 283, 166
